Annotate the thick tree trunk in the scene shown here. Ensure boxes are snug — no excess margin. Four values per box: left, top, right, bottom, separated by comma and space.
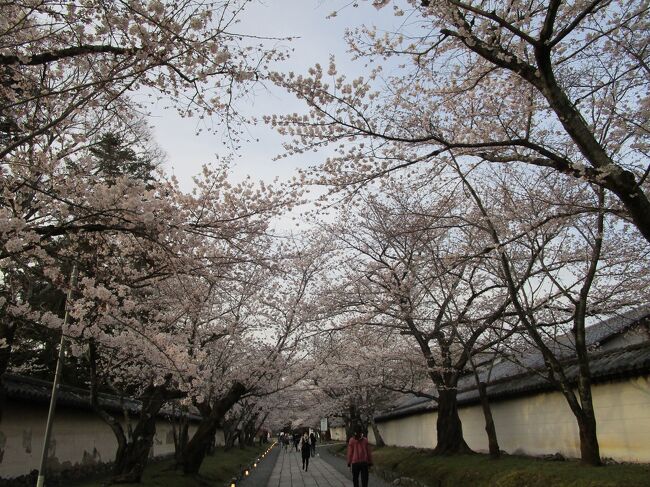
88, 342, 128, 477
182, 417, 219, 474
244, 430, 253, 447
477, 382, 500, 459
565, 355, 602, 466
173, 414, 190, 465
223, 420, 237, 450
112, 386, 168, 483
0, 322, 16, 377
112, 428, 155, 483
461, 168, 603, 466
344, 416, 352, 441
432, 388, 472, 455
225, 436, 236, 449
514, 320, 602, 466
207, 431, 217, 456
252, 412, 269, 446
181, 382, 246, 475
244, 413, 261, 446
369, 417, 385, 447
238, 428, 246, 449
577, 409, 601, 466
573, 283, 602, 466
0, 319, 17, 423
89, 343, 175, 482
344, 403, 362, 440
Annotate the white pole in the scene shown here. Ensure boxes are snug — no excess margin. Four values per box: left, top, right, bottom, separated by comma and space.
36, 265, 77, 487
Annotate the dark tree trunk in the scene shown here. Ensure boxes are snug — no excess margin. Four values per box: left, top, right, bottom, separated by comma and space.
207, 432, 217, 456
182, 417, 220, 474
89, 343, 128, 474
245, 413, 259, 446
344, 403, 362, 440
89, 343, 178, 483
223, 419, 237, 450
546, 362, 601, 466
227, 430, 237, 449
252, 412, 269, 446
111, 385, 169, 483
573, 285, 602, 467
432, 388, 472, 455
369, 417, 385, 447
181, 382, 246, 475
0, 319, 17, 424
477, 382, 499, 459
0, 322, 16, 378
343, 414, 352, 441
244, 430, 253, 447
461, 167, 603, 466
577, 409, 601, 466
173, 413, 190, 465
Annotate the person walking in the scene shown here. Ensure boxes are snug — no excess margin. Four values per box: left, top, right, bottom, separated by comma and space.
281, 433, 289, 451
300, 432, 312, 471
309, 431, 317, 456
293, 433, 300, 452
347, 427, 373, 487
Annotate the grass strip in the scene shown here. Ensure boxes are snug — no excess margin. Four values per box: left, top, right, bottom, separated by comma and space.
72, 444, 270, 487
329, 444, 650, 487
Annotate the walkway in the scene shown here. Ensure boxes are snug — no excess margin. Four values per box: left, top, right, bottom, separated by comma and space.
242, 443, 391, 487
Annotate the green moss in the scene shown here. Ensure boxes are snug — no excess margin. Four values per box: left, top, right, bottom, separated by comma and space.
353, 446, 650, 487
72, 445, 269, 487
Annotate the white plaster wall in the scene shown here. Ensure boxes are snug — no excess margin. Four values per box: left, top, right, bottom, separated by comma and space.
593, 376, 650, 462
0, 402, 202, 479
372, 376, 650, 463
329, 427, 346, 441
214, 428, 225, 446
372, 413, 436, 449
459, 392, 581, 457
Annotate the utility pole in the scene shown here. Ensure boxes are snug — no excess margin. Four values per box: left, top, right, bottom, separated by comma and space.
36, 265, 77, 487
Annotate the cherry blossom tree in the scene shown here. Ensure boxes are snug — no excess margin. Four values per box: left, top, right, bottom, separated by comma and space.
70, 164, 290, 482
175, 265, 268, 474
1, 132, 296, 479
317, 178, 523, 455
0, 119, 163, 420
0, 1, 324, 480
310, 328, 406, 446
266, 1, 650, 460
270, 0, 650, 242
453, 161, 650, 465
1, 0, 289, 412
177, 231, 329, 474
221, 398, 272, 449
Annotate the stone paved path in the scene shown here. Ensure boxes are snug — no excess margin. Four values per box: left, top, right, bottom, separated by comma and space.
242, 442, 391, 487
265, 445, 350, 487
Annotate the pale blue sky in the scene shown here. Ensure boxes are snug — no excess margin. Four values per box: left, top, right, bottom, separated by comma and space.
150, 0, 399, 191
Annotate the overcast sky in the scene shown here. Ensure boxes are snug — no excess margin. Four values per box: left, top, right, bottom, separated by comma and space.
149, 0, 398, 192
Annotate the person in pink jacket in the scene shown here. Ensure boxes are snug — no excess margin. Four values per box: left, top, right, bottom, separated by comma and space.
347, 427, 373, 487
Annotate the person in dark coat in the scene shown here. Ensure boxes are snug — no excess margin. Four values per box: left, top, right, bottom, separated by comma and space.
300, 432, 312, 470
293, 433, 300, 451
309, 431, 317, 455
